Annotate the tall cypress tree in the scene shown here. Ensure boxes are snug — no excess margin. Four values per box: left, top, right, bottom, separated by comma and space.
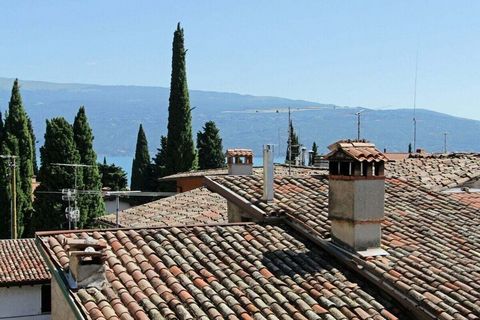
32, 118, 82, 231
165, 23, 196, 174
73, 106, 104, 225
285, 120, 300, 164
3, 79, 34, 237
26, 116, 38, 175
197, 121, 225, 170
153, 135, 168, 178
131, 124, 151, 191
309, 142, 318, 166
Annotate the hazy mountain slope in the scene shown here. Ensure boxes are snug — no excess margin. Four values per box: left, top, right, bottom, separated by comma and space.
0, 77, 478, 157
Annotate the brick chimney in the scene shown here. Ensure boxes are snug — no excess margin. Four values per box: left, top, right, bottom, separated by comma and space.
262, 144, 274, 202
66, 238, 107, 289
325, 140, 387, 253
226, 149, 253, 175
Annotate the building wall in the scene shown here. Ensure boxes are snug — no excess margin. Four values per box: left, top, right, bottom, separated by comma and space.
51, 277, 77, 320
177, 177, 205, 193
104, 199, 132, 214
0, 285, 50, 319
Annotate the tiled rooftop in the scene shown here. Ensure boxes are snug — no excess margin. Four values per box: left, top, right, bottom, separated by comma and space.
209, 174, 480, 319
327, 140, 389, 162
386, 153, 480, 191
449, 191, 480, 209
39, 223, 405, 319
0, 238, 50, 286
161, 164, 326, 180
98, 187, 227, 228
226, 148, 253, 157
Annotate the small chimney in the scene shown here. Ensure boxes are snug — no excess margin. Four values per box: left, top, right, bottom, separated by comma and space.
325, 140, 388, 254
262, 144, 274, 202
301, 147, 307, 166
226, 149, 253, 175
66, 238, 107, 289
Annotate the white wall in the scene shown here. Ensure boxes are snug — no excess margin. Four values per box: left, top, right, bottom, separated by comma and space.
0, 285, 50, 319
104, 199, 132, 214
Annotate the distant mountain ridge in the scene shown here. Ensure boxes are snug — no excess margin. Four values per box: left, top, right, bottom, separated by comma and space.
0, 77, 479, 158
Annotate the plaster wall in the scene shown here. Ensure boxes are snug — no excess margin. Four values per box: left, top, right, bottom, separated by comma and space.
228, 164, 253, 175
0, 285, 50, 319
51, 277, 77, 320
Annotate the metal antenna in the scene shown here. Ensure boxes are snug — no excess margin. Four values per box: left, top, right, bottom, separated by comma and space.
0, 155, 18, 239
51, 163, 94, 229
355, 110, 366, 140
288, 107, 291, 175
443, 132, 448, 154
413, 50, 419, 152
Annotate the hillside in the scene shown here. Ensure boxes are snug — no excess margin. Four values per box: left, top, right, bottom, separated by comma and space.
0, 77, 479, 158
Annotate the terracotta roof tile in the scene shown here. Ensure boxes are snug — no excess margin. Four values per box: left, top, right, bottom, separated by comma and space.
211, 174, 480, 319
98, 187, 228, 228
0, 238, 50, 286
39, 224, 406, 319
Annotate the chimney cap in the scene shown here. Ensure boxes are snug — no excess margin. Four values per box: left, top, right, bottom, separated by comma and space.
226, 149, 253, 157
326, 140, 388, 163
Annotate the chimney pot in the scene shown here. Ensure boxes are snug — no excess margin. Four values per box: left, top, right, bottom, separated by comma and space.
226, 149, 253, 175
262, 144, 274, 202
66, 238, 107, 289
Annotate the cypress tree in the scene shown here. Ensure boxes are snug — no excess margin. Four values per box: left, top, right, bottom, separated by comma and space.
73, 106, 104, 225
26, 116, 38, 175
32, 118, 83, 231
197, 121, 225, 170
310, 142, 318, 166
3, 79, 34, 237
131, 124, 151, 191
285, 120, 300, 164
153, 135, 168, 178
99, 158, 128, 191
165, 23, 196, 174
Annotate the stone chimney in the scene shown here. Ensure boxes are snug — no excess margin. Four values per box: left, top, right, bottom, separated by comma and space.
325, 140, 387, 253
226, 149, 253, 175
262, 144, 274, 202
66, 238, 107, 289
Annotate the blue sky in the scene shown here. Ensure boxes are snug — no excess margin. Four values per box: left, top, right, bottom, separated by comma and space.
0, 1, 479, 120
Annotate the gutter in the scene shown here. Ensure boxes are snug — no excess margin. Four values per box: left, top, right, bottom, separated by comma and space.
34, 237, 87, 320
204, 177, 266, 219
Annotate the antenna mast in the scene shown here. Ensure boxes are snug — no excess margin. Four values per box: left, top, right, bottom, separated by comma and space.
288, 107, 291, 175
413, 50, 419, 152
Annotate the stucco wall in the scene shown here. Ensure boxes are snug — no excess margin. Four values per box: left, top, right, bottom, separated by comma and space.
51, 277, 78, 320
0, 285, 50, 319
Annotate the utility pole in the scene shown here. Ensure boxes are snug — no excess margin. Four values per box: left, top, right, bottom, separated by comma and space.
0, 155, 17, 239
443, 132, 448, 154
413, 50, 419, 152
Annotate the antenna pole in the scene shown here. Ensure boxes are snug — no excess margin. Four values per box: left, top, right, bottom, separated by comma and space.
12, 157, 16, 239
357, 112, 361, 140
413, 50, 419, 151
288, 107, 291, 175
444, 132, 447, 154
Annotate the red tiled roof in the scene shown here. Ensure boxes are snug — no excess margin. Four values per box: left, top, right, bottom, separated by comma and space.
449, 192, 480, 209
386, 154, 480, 191
327, 140, 388, 162
160, 164, 326, 181
226, 149, 253, 157
98, 187, 227, 227
210, 175, 480, 319
0, 238, 50, 286
38, 223, 406, 319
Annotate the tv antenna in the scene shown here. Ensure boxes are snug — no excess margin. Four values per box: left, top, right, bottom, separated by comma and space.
413, 50, 419, 151
443, 132, 448, 154
355, 109, 366, 140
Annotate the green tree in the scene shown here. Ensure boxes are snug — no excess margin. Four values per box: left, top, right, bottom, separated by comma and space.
3, 79, 34, 237
285, 119, 300, 164
73, 106, 104, 225
99, 157, 128, 191
309, 142, 318, 166
165, 23, 196, 174
131, 124, 151, 191
32, 118, 83, 231
26, 116, 38, 175
197, 121, 225, 170
153, 135, 168, 178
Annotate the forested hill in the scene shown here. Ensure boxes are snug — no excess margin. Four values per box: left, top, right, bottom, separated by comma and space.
1, 77, 479, 156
